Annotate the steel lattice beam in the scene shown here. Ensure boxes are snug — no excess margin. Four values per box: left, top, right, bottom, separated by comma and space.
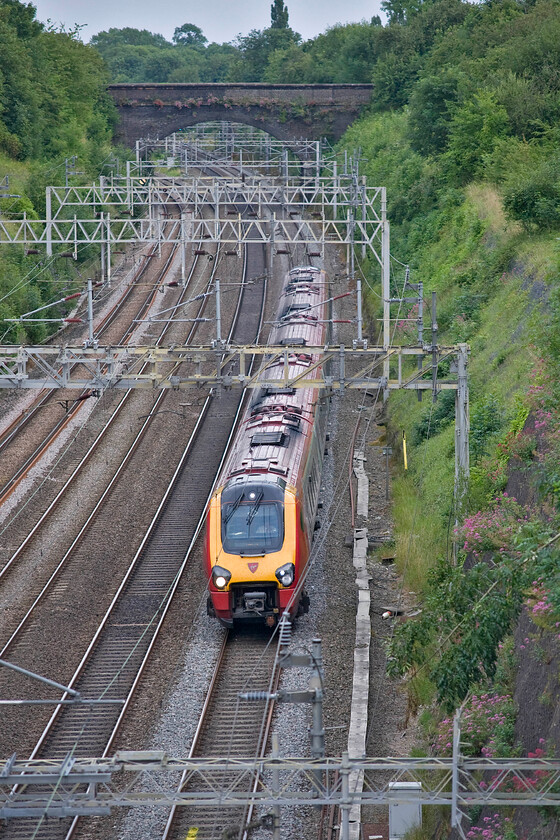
0, 215, 381, 248
47, 178, 382, 215
2, 752, 560, 819
0, 343, 467, 392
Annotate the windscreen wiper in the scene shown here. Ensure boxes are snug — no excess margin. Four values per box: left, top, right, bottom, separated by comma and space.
246, 490, 264, 526
224, 491, 244, 524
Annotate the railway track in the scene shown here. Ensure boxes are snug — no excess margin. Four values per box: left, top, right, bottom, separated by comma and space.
0, 161, 329, 840
0, 222, 187, 508
1, 231, 267, 840
0, 231, 217, 587
162, 628, 282, 840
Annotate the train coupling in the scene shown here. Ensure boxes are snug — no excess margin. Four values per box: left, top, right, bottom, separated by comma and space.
243, 591, 266, 613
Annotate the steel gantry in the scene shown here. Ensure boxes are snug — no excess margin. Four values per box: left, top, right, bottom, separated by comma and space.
0, 210, 382, 253
46, 177, 381, 222
0, 342, 468, 395
135, 130, 334, 176
0, 339, 470, 528
2, 751, 560, 835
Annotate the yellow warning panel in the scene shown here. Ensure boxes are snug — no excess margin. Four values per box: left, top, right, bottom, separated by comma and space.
186, 829, 199, 840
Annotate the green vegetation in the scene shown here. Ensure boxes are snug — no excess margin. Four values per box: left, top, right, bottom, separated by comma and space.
0, 0, 123, 342
326, 6, 560, 832
2, 0, 560, 794
328, 0, 560, 708
88, 1, 301, 85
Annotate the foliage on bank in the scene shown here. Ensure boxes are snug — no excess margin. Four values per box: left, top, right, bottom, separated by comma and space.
0, 0, 122, 342
333, 0, 560, 713
334, 9, 560, 839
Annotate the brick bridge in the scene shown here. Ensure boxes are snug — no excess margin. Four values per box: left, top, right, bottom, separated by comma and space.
107, 83, 373, 147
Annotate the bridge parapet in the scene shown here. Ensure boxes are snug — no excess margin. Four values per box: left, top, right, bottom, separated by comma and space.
107, 83, 373, 146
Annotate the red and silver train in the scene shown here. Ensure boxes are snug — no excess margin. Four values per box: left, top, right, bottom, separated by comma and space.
205, 265, 330, 627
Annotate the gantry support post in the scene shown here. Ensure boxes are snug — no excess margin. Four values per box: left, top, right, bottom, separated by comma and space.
215, 278, 222, 347
381, 188, 391, 397
87, 279, 94, 347
106, 213, 112, 287
126, 160, 132, 212
271, 734, 281, 840
100, 211, 106, 285
454, 343, 470, 561
340, 751, 351, 840
268, 213, 275, 282
310, 638, 325, 794
180, 211, 186, 286
46, 187, 52, 257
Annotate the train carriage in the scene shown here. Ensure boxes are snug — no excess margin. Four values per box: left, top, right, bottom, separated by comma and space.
205, 265, 330, 627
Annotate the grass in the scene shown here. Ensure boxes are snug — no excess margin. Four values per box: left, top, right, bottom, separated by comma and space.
466, 183, 515, 234
391, 469, 451, 592
379, 179, 559, 602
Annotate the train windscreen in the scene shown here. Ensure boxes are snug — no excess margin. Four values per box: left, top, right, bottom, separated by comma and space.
221, 482, 284, 555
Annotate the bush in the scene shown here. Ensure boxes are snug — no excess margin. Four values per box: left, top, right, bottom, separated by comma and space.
443, 91, 510, 184
433, 692, 516, 757
503, 155, 560, 231
412, 389, 456, 444
470, 393, 504, 461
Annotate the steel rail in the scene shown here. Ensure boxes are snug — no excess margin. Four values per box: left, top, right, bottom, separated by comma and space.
9, 224, 229, 746
0, 241, 202, 580
0, 205, 216, 576
1, 172, 265, 840
161, 632, 282, 840
3, 235, 265, 840
0, 239, 160, 456
55, 219, 264, 840
0, 234, 180, 506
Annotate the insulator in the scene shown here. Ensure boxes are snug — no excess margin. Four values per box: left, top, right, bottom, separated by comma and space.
238, 691, 271, 701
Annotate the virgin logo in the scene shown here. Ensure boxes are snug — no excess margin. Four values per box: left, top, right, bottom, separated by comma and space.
248, 562, 259, 573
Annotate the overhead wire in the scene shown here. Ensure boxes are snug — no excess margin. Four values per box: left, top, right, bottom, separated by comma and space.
17, 186, 222, 837
12, 159, 432, 832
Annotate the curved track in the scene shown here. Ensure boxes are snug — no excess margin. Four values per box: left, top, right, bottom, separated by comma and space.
2, 236, 267, 840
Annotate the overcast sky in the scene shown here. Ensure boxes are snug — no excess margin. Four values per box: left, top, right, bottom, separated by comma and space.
31, 0, 385, 44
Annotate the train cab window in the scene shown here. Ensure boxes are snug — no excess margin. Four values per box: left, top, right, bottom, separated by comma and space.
221, 482, 284, 556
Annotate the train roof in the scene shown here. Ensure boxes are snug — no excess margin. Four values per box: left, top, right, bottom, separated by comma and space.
217, 266, 328, 491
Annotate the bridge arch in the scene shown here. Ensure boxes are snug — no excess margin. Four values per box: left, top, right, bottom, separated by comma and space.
107, 83, 373, 147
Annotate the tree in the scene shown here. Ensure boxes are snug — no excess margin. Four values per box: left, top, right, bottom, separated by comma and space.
271, 0, 289, 29
172, 23, 207, 48
90, 27, 169, 50
232, 26, 300, 81
408, 69, 468, 155
264, 44, 314, 83
0, 0, 42, 39
381, 0, 424, 25
443, 91, 509, 183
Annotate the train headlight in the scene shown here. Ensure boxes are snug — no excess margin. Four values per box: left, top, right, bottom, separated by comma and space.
275, 562, 295, 588
212, 565, 232, 590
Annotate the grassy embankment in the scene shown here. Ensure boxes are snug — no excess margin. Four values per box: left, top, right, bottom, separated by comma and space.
339, 109, 560, 693
337, 107, 560, 840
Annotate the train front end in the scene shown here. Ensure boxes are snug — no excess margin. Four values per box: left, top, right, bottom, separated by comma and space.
205, 475, 307, 627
